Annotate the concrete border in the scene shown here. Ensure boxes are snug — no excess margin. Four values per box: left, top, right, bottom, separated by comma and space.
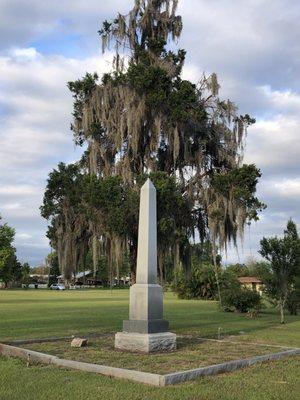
0, 342, 299, 387
0, 343, 162, 386
162, 349, 300, 386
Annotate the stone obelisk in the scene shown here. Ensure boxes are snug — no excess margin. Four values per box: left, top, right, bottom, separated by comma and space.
115, 179, 176, 353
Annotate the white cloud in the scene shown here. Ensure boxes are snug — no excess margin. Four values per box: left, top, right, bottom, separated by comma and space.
0, 0, 128, 51
262, 178, 300, 199
0, 48, 115, 264
257, 86, 300, 115
179, 0, 300, 90
15, 233, 32, 240
0, 202, 22, 211
275, 179, 300, 197
245, 114, 300, 171
0, 185, 40, 196
0, 49, 114, 175
10, 47, 40, 61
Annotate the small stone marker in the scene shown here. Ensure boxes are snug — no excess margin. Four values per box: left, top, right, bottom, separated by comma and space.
71, 338, 88, 347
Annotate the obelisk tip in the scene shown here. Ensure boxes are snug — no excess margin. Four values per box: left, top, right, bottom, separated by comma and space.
142, 178, 155, 190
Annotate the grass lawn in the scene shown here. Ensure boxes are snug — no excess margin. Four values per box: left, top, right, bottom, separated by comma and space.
23, 336, 283, 374
0, 289, 299, 399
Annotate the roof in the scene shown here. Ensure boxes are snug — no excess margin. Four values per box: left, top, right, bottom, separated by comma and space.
238, 276, 262, 284
58, 270, 92, 279
75, 270, 92, 279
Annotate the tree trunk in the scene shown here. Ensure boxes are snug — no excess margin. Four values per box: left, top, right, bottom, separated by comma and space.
158, 258, 164, 287
116, 260, 120, 286
212, 253, 222, 309
92, 234, 98, 278
280, 300, 285, 324
214, 265, 222, 309
129, 240, 137, 284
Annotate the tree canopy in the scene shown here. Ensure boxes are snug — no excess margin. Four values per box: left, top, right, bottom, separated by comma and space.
260, 219, 300, 323
42, 0, 265, 282
0, 215, 24, 287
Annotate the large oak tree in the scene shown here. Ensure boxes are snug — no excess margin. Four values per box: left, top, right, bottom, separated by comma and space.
42, 0, 265, 284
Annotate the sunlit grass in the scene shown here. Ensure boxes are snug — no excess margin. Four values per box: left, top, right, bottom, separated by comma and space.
0, 289, 299, 400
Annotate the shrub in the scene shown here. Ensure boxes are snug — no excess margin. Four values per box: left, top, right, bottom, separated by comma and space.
286, 281, 300, 316
172, 264, 218, 300
222, 287, 261, 313
171, 265, 189, 299
172, 263, 242, 301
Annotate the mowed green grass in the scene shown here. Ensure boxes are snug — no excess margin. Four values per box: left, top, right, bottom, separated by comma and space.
1, 356, 299, 400
1, 289, 300, 345
24, 337, 282, 374
0, 289, 299, 400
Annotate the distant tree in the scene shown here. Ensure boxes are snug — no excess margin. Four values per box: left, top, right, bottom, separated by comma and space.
21, 262, 31, 286
0, 248, 15, 287
0, 215, 19, 288
22, 262, 30, 273
226, 263, 249, 277
11, 259, 23, 284
46, 252, 60, 286
287, 276, 300, 316
95, 255, 109, 285
30, 265, 48, 275
260, 220, 300, 323
226, 261, 272, 282
248, 261, 272, 282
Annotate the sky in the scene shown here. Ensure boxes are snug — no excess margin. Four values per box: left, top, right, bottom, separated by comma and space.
0, 0, 299, 266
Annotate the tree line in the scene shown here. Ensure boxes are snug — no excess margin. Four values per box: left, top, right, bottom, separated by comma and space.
1, 210, 299, 323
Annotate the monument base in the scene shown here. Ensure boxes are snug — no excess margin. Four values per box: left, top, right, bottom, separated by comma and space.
123, 319, 169, 334
115, 332, 177, 353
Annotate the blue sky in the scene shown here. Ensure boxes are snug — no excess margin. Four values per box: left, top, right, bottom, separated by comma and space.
0, 0, 299, 266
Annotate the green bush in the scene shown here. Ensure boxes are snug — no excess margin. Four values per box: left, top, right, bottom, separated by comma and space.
222, 287, 261, 313
286, 282, 300, 316
172, 264, 218, 300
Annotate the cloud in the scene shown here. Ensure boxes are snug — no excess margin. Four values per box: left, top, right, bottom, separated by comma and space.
0, 185, 40, 196
9, 47, 40, 61
261, 178, 300, 199
0, 0, 128, 54
15, 233, 32, 240
179, 0, 300, 91
274, 179, 300, 198
0, 48, 114, 264
0, 48, 114, 176
245, 114, 300, 174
